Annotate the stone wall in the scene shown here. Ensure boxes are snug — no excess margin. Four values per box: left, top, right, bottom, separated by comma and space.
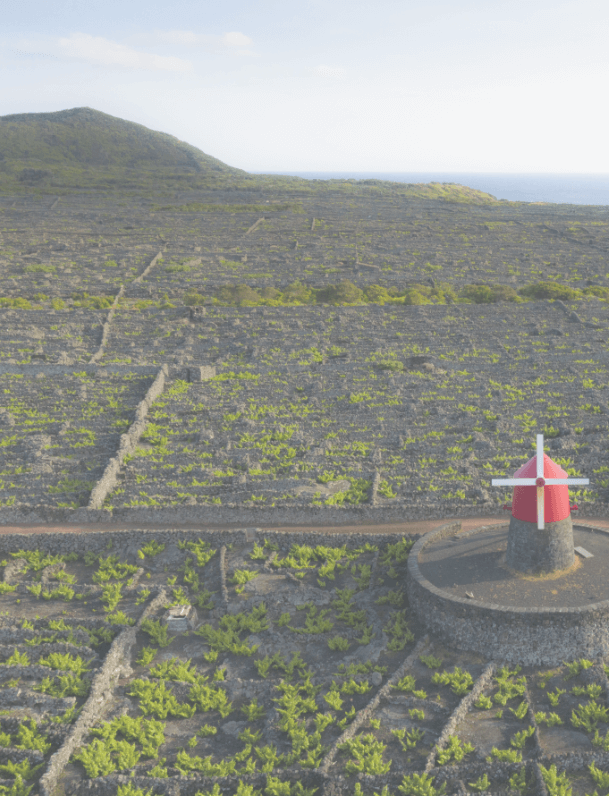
407, 521, 609, 665
0, 527, 410, 559
38, 587, 168, 796
88, 365, 167, 509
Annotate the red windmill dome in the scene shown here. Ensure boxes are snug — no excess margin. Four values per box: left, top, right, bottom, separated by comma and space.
492, 434, 589, 529
511, 453, 570, 524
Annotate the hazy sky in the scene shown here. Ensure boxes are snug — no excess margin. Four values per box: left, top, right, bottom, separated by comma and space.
2, 0, 608, 173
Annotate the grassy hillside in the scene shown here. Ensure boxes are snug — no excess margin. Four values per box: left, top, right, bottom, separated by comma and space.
0, 106, 246, 171
0, 106, 247, 194
0, 106, 510, 204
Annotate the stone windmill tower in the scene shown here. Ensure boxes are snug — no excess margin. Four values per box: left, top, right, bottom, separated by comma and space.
492, 434, 589, 573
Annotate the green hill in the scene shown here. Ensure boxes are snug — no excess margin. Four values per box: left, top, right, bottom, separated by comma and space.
0, 106, 246, 172
0, 106, 249, 195
0, 106, 508, 204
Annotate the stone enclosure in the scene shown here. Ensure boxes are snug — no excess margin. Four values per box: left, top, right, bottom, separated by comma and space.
2, 291, 609, 524
408, 520, 609, 664
2, 185, 609, 795
1, 189, 609, 524
0, 525, 608, 796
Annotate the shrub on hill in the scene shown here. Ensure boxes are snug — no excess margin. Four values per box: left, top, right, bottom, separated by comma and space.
363, 285, 400, 303
459, 284, 520, 304
0, 297, 32, 309
259, 286, 285, 302
18, 168, 52, 183
183, 291, 206, 306
179, 279, 607, 309
71, 292, 114, 309
583, 285, 609, 299
316, 281, 365, 305
403, 283, 458, 305
402, 288, 430, 305
518, 282, 580, 300
211, 282, 316, 307
215, 284, 262, 305
281, 280, 316, 304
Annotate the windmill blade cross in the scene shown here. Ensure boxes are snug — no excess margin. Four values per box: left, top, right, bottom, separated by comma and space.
492, 478, 537, 486
536, 434, 544, 480
537, 486, 545, 530
489, 432, 590, 531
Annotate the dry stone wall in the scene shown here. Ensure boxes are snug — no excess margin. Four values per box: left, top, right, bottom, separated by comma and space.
88, 285, 125, 364
87, 365, 167, 510
0, 367, 156, 514
407, 521, 609, 664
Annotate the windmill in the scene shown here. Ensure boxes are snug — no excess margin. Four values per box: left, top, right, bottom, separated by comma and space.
491, 433, 589, 573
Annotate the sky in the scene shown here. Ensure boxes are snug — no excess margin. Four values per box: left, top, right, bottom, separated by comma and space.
2, 0, 609, 173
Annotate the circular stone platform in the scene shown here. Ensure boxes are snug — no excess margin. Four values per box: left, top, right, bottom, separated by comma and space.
406, 520, 609, 665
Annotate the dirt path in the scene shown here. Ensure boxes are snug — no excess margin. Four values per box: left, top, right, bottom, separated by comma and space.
2, 514, 609, 536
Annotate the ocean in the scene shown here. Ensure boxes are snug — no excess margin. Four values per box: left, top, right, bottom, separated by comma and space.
249, 172, 609, 207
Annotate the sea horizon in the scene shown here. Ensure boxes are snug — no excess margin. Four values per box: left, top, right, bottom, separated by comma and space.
248, 171, 609, 207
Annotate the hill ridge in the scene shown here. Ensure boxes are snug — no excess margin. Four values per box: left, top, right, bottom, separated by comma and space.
0, 106, 505, 202
0, 105, 247, 179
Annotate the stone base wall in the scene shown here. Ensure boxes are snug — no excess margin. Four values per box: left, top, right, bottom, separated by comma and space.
406, 521, 609, 665
506, 514, 575, 573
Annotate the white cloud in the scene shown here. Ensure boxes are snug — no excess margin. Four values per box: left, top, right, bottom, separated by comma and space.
57, 33, 193, 72
314, 64, 347, 80
6, 30, 258, 72
221, 32, 253, 48
129, 30, 256, 56
151, 30, 202, 46
326, 28, 359, 36
11, 48, 60, 60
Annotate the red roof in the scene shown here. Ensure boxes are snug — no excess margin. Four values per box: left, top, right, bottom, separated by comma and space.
512, 452, 571, 524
